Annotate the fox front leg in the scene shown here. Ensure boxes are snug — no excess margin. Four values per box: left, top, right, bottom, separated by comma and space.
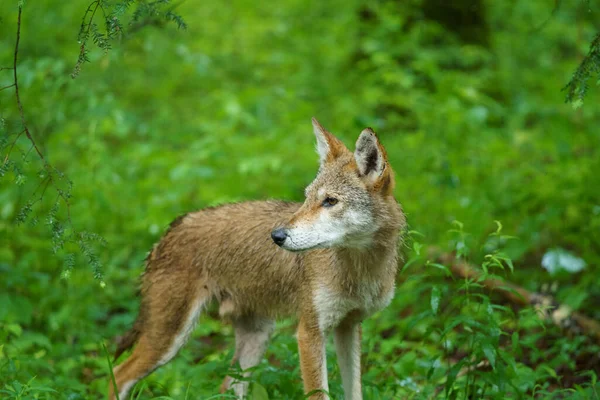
297, 317, 329, 399
334, 320, 362, 400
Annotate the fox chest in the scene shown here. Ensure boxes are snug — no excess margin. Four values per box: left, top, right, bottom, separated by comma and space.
312, 282, 395, 331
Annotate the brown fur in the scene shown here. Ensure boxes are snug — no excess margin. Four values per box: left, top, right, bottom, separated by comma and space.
109, 119, 406, 400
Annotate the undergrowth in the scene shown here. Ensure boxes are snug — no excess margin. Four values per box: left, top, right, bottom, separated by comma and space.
3, 223, 598, 399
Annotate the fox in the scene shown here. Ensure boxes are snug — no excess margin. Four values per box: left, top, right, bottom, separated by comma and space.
108, 118, 406, 400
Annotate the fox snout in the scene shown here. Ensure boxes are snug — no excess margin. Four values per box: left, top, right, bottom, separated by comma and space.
271, 228, 288, 246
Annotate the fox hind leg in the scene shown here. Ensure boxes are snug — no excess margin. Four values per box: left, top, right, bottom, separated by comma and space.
109, 288, 209, 400
220, 317, 274, 398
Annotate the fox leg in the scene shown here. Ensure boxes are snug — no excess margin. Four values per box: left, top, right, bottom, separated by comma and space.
109, 334, 163, 400
109, 289, 208, 400
334, 319, 362, 400
297, 317, 328, 399
221, 317, 274, 398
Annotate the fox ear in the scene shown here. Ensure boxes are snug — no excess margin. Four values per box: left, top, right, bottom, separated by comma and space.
312, 117, 346, 164
355, 128, 393, 192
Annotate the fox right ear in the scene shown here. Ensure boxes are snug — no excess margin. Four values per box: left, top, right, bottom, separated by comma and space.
312, 117, 346, 164
354, 128, 385, 178
354, 128, 394, 194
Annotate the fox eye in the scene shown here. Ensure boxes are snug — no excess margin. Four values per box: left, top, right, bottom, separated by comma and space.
322, 197, 338, 207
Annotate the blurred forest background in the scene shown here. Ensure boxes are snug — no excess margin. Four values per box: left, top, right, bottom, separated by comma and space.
1, 0, 600, 399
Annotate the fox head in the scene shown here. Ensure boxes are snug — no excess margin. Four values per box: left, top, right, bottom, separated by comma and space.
272, 118, 398, 252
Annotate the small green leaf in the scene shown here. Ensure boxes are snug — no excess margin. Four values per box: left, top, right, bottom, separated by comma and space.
541, 365, 558, 379
12, 380, 22, 394
30, 386, 57, 393
493, 220, 502, 234
6, 324, 22, 337
252, 383, 269, 400
511, 332, 520, 353
412, 241, 422, 256
427, 262, 451, 276
481, 343, 496, 369
501, 257, 514, 273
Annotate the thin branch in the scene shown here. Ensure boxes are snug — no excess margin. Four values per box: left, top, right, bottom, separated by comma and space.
434, 250, 600, 345
3, 3, 112, 279
10, 6, 73, 223
79, 0, 99, 26
87, 1, 102, 37
72, 1, 103, 78
0, 83, 16, 92
23, 142, 35, 160
530, 0, 562, 33
30, 175, 52, 206
13, 6, 47, 164
2, 130, 25, 167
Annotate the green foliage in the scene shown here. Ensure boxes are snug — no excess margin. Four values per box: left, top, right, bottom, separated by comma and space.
563, 32, 600, 107
1, 0, 600, 399
2, 0, 187, 284
73, 0, 187, 78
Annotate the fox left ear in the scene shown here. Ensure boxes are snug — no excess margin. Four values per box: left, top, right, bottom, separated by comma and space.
354, 128, 394, 193
312, 117, 347, 164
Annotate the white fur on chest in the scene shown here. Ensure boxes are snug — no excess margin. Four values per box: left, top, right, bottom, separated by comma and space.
313, 282, 395, 331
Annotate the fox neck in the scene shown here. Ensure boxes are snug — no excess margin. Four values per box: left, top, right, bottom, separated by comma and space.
334, 199, 405, 277
333, 225, 400, 279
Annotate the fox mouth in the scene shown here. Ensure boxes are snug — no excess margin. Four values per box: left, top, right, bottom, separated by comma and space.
284, 243, 322, 253
282, 235, 326, 252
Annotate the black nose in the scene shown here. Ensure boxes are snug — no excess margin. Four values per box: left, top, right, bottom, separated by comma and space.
271, 228, 288, 246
